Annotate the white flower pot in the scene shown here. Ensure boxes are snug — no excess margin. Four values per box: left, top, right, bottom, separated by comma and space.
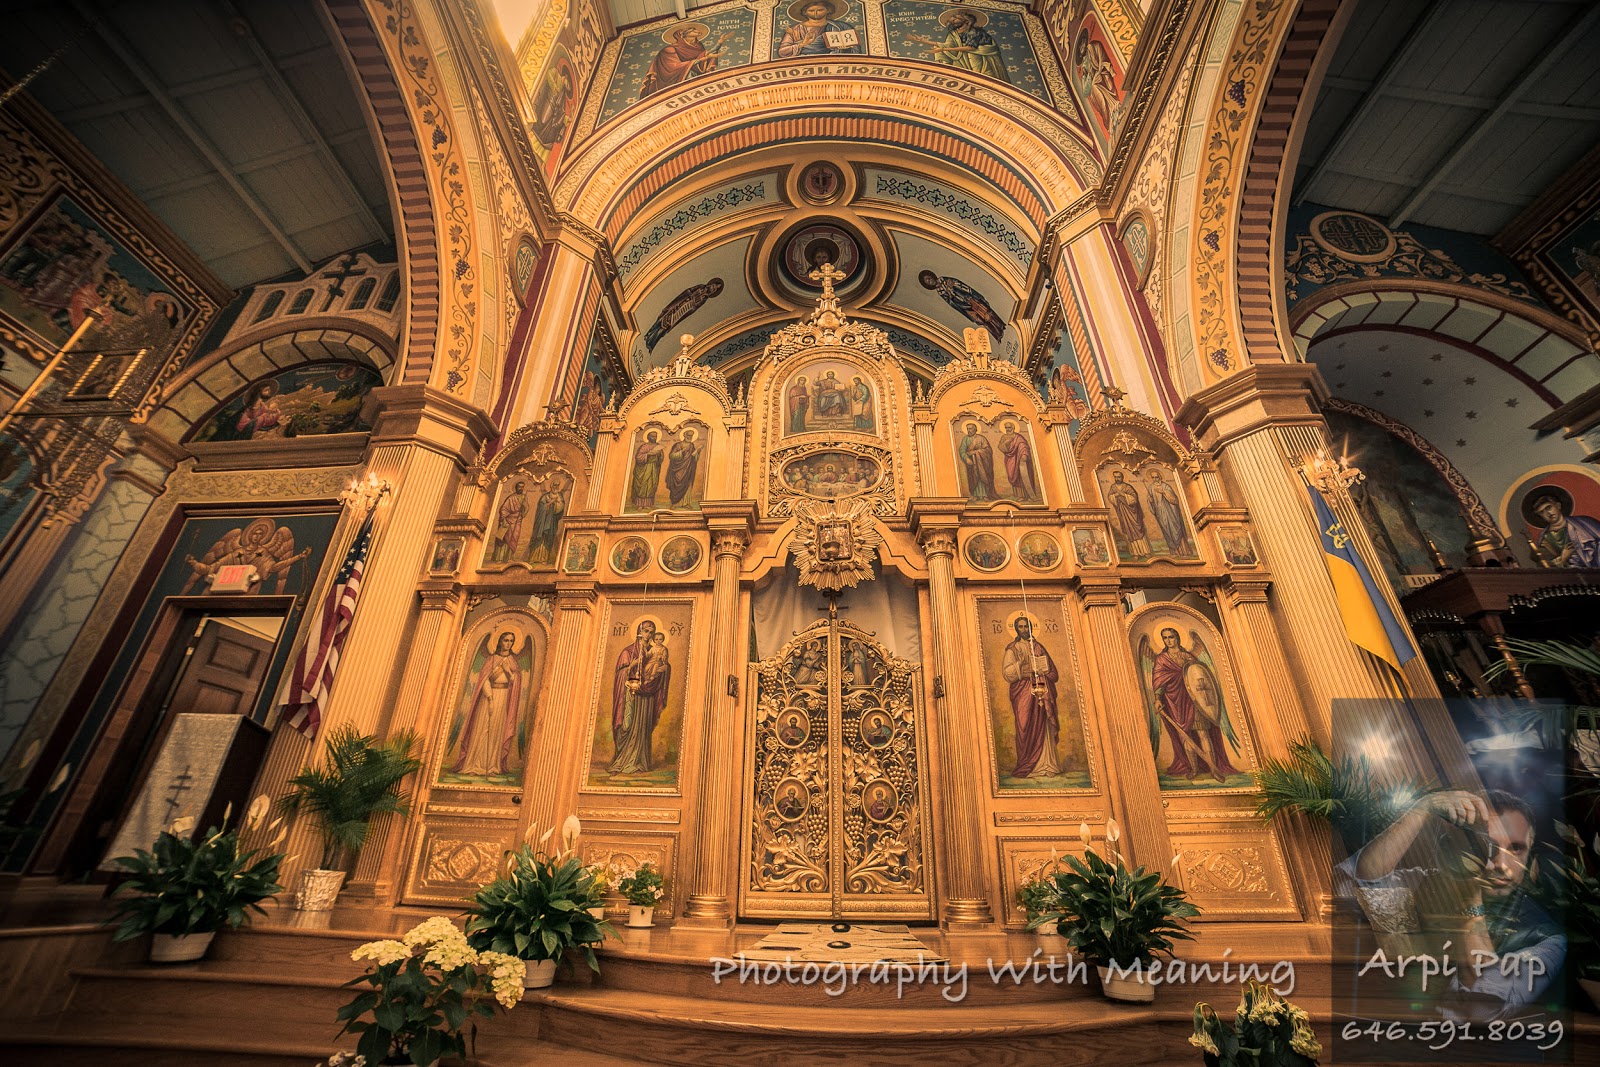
588, 905, 606, 921
627, 905, 655, 927
150, 931, 215, 963
1097, 963, 1155, 1003
295, 868, 346, 911
524, 958, 558, 989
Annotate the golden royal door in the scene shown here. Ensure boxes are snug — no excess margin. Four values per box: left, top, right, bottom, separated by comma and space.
740, 615, 933, 920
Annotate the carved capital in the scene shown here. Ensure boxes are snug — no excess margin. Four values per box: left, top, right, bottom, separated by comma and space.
917, 528, 958, 559
712, 530, 750, 559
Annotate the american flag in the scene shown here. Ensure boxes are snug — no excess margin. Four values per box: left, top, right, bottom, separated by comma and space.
280, 513, 375, 738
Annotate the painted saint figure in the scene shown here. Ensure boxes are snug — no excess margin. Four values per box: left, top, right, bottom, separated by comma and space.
640, 25, 732, 99
529, 475, 569, 565
1142, 627, 1238, 784
1144, 468, 1193, 556
777, 0, 861, 56
665, 429, 701, 507
643, 278, 724, 351
610, 622, 672, 775
906, 8, 1009, 84
451, 632, 528, 778
1074, 26, 1121, 135
918, 269, 1006, 340
850, 375, 873, 430
999, 616, 1060, 778
1527, 487, 1600, 568
493, 481, 528, 562
958, 422, 997, 501
788, 374, 810, 432
1105, 470, 1149, 556
997, 420, 1038, 501
630, 431, 666, 509
814, 371, 847, 416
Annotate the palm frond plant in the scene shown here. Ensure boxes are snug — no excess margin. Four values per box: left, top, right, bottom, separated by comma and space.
464, 818, 614, 989
281, 726, 422, 871
1252, 736, 1428, 851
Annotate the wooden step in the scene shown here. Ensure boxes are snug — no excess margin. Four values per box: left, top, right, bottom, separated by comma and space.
530, 985, 1207, 1066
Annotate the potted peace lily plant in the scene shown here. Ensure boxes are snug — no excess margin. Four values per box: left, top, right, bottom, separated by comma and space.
280, 725, 420, 910
108, 797, 285, 962
1028, 821, 1201, 1002
464, 818, 614, 989
337, 916, 523, 1066
618, 863, 666, 927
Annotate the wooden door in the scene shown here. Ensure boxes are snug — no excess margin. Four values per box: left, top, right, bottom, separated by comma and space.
740, 615, 933, 920
167, 620, 277, 717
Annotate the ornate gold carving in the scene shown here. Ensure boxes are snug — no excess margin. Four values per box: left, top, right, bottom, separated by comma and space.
993, 810, 1103, 825
1183, 846, 1269, 895
790, 499, 881, 593
422, 836, 506, 885
481, 421, 595, 483
745, 619, 929, 918
620, 339, 731, 416
927, 354, 1046, 412
1192, 0, 1291, 378
577, 807, 681, 824
369, 0, 480, 394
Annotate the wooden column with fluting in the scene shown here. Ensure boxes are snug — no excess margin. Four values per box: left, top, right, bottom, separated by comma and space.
1044, 403, 1086, 501
909, 500, 994, 928
512, 240, 601, 428
1214, 576, 1331, 918
1074, 577, 1173, 868
267, 385, 493, 887
681, 502, 757, 926
528, 582, 600, 836
1178, 367, 1414, 734
1177, 366, 1468, 787
352, 587, 464, 903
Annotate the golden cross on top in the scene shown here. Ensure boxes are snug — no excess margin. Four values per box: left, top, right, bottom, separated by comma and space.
808, 260, 847, 299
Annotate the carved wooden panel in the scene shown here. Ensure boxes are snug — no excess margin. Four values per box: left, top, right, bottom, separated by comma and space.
1167, 820, 1302, 921
404, 818, 518, 906
742, 616, 932, 920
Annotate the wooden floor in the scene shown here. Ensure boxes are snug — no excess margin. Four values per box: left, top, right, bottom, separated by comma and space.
2, 895, 1595, 1065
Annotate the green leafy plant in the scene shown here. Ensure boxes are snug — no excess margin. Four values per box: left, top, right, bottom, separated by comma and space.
281, 725, 421, 870
618, 863, 665, 907
1252, 736, 1428, 850
1190, 979, 1321, 1065
108, 814, 284, 940
337, 916, 522, 1066
1534, 823, 1600, 981
464, 820, 615, 973
1026, 829, 1199, 966
1016, 874, 1057, 925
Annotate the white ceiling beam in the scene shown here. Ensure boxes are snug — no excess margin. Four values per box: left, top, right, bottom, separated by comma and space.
1389, 2, 1600, 228
1293, 0, 1452, 207
71, 0, 313, 274
219, 0, 387, 246
1320, 75, 1600, 122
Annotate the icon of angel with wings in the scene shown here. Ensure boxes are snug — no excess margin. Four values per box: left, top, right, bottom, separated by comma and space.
1136, 625, 1242, 786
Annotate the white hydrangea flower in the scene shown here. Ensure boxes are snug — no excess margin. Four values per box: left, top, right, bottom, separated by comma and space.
422, 938, 479, 972
478, 950, 526, 1009
350, 939, 410, 966
403, 916, 467, 949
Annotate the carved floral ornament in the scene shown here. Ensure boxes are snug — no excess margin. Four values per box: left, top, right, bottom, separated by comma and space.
478, 420, 594, 486
925, 351, 1045, 414
1075, 405, 1202, 478
790, 498, 882, 594
617, 336, 732, 419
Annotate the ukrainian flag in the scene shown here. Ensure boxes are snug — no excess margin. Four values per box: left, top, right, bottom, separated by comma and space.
1306, 485, 1416, 672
